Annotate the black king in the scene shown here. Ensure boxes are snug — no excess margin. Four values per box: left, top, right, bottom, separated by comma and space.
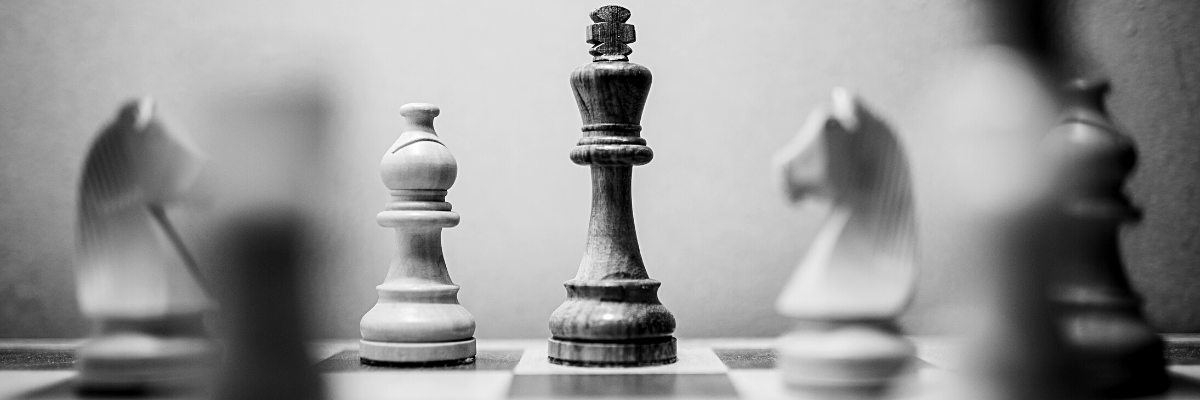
547, 5, 677, 367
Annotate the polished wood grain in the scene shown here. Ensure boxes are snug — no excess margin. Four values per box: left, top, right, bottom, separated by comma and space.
359, 103, 476, 365
1046, 79, 1169, 397
548, 5, 677, 367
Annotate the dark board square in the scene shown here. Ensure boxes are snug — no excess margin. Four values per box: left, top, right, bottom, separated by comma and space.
0, 348, 76, 370
713, 348, 776, 369
508, 374, 738, 398
313, 349, 522, 372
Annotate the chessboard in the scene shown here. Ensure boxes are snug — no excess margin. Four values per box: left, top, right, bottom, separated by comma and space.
4, 337, 1200, 400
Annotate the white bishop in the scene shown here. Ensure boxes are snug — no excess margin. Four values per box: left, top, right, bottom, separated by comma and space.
359, 103, 476, 365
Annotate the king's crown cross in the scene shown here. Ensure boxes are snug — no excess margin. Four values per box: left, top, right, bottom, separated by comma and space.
588, 5, 636, 61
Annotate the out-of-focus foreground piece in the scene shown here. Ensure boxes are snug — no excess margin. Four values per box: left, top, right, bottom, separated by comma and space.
547, 4, 677, 367
771, 88, 917, 395
73, 99, 215, 393
1046, 79, 1169, 398
358, 103, 477, 365
921, 40, 1075, 400
212, 210, 324, 400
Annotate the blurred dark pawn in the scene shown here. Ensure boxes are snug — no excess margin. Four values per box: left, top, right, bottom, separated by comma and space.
1045, 79, 1169, 398
211, 209, 324, 400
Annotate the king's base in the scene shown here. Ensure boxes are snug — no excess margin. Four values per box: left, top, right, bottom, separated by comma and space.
359, 338, 476, 365
548, 336, 677, 367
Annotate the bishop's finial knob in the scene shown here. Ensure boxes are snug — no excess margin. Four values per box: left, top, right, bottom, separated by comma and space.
381, 103, 456, 192
588, 5, 636, 61
1049, 78, 1137, 216
398, 103, 440, 133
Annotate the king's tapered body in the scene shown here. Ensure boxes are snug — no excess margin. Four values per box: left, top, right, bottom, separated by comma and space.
548, 5, 677, 367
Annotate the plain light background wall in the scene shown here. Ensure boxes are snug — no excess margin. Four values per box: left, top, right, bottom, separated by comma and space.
0, 0, 1196, 339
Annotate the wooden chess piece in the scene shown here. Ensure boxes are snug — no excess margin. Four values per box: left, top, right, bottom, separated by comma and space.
359, 103, 476, 365
771, 88, 917, 394
547, 5, 677, 367
74, 98, 216, 393
1045, 79, 1169, 397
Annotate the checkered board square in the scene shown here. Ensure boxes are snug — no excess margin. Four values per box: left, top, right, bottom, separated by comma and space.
4, 338, 1200, 399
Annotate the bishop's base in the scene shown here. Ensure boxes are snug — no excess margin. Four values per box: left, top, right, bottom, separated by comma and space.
359, 338, 476, 365
1061, 310, 1170, 397
1071, 337, 1169, 397
548, 336, 677, 367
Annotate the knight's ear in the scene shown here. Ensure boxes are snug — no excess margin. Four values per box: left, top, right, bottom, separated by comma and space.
116, 97, 157, 134
829, 87, 861, 133
773, 106, 831, 166
773, 107, 832, 203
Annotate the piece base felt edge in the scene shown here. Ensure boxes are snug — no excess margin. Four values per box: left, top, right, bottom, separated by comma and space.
359, 338, 476, 364
547, 336, 677, 367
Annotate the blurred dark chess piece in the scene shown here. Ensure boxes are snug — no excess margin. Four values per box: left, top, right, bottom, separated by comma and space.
358, 103, 476, 365
74, 98, 216, 394
935, 186, 1081, 400
212, 210, 324, 400
1045, 79, 1169, 397
548, 5, 677, 367
921, 43, 1081, 400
